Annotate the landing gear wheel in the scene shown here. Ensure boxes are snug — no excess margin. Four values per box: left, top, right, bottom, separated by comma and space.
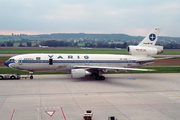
100, 76, 105, 80
30, 76, 33, 79
95, 76, 100, 80
29, 72, 34, 79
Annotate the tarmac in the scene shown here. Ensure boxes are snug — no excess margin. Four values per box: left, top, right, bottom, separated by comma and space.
0, 73, 180, 120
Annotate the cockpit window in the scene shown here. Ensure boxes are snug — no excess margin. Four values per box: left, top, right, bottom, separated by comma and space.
10, 59, 15, 62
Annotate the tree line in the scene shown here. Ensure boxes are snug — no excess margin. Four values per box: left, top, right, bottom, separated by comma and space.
1, 39, 180, 49
0, 40, 128, 48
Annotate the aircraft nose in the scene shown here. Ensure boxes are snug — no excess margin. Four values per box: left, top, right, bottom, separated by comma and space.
4, 60, 10, 67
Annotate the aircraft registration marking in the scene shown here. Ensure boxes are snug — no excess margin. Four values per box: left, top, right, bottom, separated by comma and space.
136, 49, 147, 52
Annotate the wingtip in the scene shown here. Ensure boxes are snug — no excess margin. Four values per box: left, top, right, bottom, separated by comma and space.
149, 69, 156, 71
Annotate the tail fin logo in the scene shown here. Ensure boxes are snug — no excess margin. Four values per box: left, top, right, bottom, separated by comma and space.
149, 34, 156, 41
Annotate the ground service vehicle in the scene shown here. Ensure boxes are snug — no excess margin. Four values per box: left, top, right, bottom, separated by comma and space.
0, 74, 20, 80
83, 110, 93, 120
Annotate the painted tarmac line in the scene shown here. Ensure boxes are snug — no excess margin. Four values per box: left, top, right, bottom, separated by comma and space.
139, 81, 180, 98
60, 107, 66, 120
10, 109, 15, 120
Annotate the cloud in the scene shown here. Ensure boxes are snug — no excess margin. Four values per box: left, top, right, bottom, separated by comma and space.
0, 0, 180, 36
44, 4, 88, 20
0, 30, 42, 35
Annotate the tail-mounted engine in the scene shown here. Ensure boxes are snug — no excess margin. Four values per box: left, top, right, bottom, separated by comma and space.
127, 45, 163, 56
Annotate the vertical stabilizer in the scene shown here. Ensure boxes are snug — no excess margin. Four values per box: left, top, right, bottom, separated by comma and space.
138, 28, 161, 46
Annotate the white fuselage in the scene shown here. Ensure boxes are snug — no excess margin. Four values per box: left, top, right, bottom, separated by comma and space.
7, 54, 153, 72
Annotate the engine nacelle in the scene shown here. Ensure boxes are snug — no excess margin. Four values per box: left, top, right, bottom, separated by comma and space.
127, 45, 163, 56
71, 69, 91, 78
154, 45, 163, 54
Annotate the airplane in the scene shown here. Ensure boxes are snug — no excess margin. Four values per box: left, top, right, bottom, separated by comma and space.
80, 47, 86, 49
39, 45, 49, 48
81, 47, 92, 49
115, 47, 122, 50
5, 28, 163, 80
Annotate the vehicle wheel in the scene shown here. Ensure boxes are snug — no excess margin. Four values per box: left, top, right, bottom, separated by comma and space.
0, 76, 3, 80
10, 76, 15, 79
30, 76, 33, 79
100, 76, 105, 80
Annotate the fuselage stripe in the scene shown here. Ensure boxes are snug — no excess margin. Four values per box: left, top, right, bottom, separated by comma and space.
20, 60, 136, 64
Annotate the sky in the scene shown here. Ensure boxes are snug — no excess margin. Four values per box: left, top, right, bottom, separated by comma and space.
0, 0, 180, 37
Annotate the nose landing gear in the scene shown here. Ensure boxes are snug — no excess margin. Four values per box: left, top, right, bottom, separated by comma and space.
29, 72, 33, 79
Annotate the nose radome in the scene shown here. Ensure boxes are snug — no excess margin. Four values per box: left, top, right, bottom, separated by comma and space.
4, 61, 10, 67
4, 61, 8, 67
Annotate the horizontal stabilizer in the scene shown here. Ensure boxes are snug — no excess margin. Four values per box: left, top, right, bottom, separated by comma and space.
136, 57, 173, 63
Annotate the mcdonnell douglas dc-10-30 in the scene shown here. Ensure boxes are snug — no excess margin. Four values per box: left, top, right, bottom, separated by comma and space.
5, 28, 164, 80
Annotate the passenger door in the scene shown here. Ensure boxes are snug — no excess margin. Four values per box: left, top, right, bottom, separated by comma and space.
85, 59, 89, 65
128, 58, 132, 66
84, 55, 89, 65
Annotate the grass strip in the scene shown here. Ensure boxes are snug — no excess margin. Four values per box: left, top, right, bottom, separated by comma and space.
0, 57, 10, 60
0, 67, 180, 75
0, 68, 69, 74
0, 48, 180, 54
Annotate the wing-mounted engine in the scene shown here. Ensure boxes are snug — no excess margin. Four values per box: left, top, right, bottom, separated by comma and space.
71, 69, 91, 78
127, 45, 163, 56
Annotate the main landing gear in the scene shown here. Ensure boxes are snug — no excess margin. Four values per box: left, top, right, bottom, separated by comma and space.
29, 72, 33, 79
91, 71, 105, 80
95, 75, 105, 80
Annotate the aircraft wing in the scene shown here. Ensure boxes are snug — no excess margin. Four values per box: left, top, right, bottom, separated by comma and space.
73, 65, 154, 71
